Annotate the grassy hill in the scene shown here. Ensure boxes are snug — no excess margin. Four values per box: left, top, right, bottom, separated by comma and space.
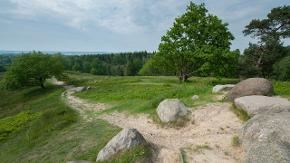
0, 84, 122, 162
1, 72, 290, 162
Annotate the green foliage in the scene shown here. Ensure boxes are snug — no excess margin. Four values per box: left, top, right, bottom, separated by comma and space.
2, 52, 64, 89
0, 85, 127, 162
242, 5, 290, 78
273, 56, 290, 80
63, 51, 152, 76
68, 73, 229, 117
230, 104, 250, 122
152, 2, 234, 82
273, 80, 290, 99
0, 111, 40, 141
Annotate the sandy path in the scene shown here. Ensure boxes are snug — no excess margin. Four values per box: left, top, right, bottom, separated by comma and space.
62, 86, 108, 122
57, 81, 244, 163
100, 103, 244, 163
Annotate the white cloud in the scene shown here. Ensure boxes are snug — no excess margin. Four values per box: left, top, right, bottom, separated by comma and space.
8, 0, 188, 33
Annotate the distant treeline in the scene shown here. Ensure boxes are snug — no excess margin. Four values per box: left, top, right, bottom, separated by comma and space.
0, 52, 153, 76
62, 51, 152, 76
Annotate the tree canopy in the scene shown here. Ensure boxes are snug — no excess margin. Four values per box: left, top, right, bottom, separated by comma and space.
2, 52, 64, 89
241, 5, 290, 78
149, 2, 236, 82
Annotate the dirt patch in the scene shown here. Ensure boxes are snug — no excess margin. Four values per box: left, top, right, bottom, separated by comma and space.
100, 103, 244, 163
62, 86, 108, 122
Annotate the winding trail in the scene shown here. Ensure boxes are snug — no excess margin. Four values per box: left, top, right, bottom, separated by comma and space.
57, 81, 244, 163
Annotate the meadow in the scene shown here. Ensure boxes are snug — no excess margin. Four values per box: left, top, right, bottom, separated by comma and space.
1, 72, 290, 162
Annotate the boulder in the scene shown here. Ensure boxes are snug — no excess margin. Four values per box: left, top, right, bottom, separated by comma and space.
240, 113, 290, 163
156, 99, 188, 123
212, 84, 235, 93
234, 96, 290, 117
191, 95, 199, 101
96, 128, 147, 161
225, 78, 273, 101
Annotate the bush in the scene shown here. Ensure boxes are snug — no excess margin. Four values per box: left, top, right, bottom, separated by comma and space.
273, 56, 290, 80
0, 111, 40, 141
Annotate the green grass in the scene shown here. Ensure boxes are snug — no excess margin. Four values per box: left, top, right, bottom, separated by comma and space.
231, 136, 241, 147
0, 83, 150, 162
230, 104, 251, 122
67, 72, 240, 117
1, 72, 290, 162
98, 145, 152, 163
273, 80, 290, 99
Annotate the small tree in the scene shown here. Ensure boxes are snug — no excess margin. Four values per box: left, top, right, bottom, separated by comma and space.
153, 2, 234, 82
2, 52, 64, 89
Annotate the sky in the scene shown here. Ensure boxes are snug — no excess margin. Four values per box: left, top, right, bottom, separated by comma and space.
0, 0, 289, 53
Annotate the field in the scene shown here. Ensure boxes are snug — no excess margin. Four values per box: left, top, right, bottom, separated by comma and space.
1, 72, 290, 162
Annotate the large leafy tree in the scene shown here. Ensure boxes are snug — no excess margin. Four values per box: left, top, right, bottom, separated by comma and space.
242, 5, 290, 77
2, 52, 64, 89
153, 2, 234, 82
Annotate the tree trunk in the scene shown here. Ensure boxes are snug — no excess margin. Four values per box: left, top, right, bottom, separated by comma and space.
178, 71, 188, 83
39, 78, 45, 89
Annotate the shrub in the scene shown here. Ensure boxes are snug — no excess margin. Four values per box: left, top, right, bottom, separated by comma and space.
273, 56, 290, 80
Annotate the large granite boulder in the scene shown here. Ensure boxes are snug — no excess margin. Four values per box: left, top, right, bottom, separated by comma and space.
156, 99, 188, 123
225, 78, 273, 101
234, 96, 290, 117
240, 113, 290, 163
212, 84, 235, 93
96, 128, 147, 161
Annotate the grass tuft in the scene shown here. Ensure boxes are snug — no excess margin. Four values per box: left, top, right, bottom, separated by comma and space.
231, 136, 241, 147
230, 104, 250, 122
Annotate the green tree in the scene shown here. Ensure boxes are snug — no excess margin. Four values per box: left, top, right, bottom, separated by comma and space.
242, 5, 290, 77
2, 52, 64, 89
153, 2, 234, 82
273, 56, 290, 80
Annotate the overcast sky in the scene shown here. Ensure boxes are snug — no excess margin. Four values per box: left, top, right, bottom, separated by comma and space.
0, 0, 289, 52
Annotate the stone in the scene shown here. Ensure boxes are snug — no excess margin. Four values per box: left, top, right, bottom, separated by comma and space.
225, 78, 274, 101
191, 95, 199, 101
212, 84, 235, 93
234, 95, 290, 117
96, 128, 147, 161
240, 113, 290, 163
156, 99, 188, 123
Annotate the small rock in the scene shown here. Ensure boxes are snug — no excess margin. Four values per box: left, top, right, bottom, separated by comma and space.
96, 128, 147, 161
156, 99, 188, 123
191, 95, 199, 101
212, 84, 235, 93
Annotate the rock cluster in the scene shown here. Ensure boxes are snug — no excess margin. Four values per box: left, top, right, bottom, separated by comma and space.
225, 78, 290, 162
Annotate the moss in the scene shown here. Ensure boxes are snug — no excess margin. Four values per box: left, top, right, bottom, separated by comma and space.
231, 136, 241, 147
230, 104, 250, 122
